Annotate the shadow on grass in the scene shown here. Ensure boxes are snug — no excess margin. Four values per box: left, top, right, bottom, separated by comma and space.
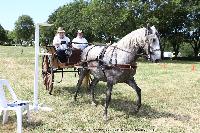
138, 58, 200, 65
0, 116, 44, 131
52, 82, 107, 97
157, 59, 199, 64
23, 120, 44, 130
48, 83, 191, 122
53, 86, 76, 96
106, 98, 191, 122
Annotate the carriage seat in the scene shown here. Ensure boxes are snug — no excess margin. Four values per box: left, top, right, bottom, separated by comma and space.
45, 46, 82, 65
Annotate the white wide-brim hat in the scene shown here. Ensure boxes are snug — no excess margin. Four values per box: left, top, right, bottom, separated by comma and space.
57, 27, 65, 33
77, 30, 83, 33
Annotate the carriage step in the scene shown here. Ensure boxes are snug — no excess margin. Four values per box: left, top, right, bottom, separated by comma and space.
53, 70, 78, 73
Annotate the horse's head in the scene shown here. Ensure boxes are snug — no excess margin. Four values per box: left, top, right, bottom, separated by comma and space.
144, 25, 161, 62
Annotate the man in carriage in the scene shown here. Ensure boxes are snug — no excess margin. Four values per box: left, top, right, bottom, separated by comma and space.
42, 28, 88, 94
53, 27, 70, 49
72, 30, 88, 50
53, 27, 71, 63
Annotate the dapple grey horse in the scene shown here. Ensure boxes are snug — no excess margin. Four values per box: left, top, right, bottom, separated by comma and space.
74, 26, 161, 120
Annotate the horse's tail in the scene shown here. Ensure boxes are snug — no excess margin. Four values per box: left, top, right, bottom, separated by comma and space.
82, 70, 91, 88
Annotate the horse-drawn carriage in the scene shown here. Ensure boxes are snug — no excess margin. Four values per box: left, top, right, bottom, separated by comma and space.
40, 26, 161, 120
41, 43, 82, 95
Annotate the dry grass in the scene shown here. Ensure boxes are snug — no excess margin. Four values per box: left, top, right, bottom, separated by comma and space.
0, 46, 200, 133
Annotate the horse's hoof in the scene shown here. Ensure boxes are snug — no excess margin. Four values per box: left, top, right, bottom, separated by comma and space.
91, 101, 96, 106
103, 114, 109, 121
74, 96, 77, 101
104, 115, 108, 121
134, 109, 139, 114
134, 106, 141, 114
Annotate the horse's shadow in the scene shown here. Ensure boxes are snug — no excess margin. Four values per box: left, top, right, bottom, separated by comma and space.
102, 98, 191, 122
52, 84, 190, 122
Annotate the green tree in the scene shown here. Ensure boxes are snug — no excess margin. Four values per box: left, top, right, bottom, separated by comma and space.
46, 0, 199, 58
48, 0, 89, 40
39, 26, 55, 46
6, 30, 17, 45
48, 0, 138, 43
180, 42, 194, 57
143, 0, 190, 57
14, 15, 35, 45
0, 24, 7, 44
184, 0, 200, 57
83, 0, 134, 42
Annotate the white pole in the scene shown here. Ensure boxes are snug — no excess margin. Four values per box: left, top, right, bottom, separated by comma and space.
33, 23, 40, 110
32, 23, 53, 112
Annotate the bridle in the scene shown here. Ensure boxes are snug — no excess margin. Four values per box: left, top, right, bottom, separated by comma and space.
146, 27, 162, 58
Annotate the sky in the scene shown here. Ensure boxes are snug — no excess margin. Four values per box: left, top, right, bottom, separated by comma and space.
0, 0, 73, 31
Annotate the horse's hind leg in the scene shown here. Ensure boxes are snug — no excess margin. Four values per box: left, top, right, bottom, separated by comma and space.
74, 68, 89, 101
126, 78, 141, 112
89, 78, 99, 105
104, 80, 113, 121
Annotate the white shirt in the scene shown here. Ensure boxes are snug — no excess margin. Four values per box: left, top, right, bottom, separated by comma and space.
72, 37, 88, 50
53, 34, 70, 50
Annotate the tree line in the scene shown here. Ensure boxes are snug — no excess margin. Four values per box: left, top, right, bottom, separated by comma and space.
0, 0, 199, 57
0, 15, 34, 46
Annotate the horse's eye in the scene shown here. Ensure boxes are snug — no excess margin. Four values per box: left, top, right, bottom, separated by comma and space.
153, 39, 156, 42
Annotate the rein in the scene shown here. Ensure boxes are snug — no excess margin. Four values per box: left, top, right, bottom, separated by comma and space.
71, 42, 93, 45
151, 49, 161, 52
78, 59, 137, 70
150, 47, 161, 55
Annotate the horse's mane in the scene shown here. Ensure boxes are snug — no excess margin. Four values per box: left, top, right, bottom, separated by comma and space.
112, 27, 147, 50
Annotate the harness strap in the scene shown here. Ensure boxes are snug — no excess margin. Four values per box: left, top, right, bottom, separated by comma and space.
83, 64, 137, 70
97, 45, 111, 78
109, 46, 116, 64
85, 45, 96, 61
151, 49, 161, 52
114, 64, 137, 69
98, 44, 111, 66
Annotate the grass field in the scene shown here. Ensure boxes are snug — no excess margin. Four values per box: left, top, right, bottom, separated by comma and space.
0, 46, 200, 133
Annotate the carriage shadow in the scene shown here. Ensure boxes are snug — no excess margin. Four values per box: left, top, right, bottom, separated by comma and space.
53, 86, 76, 96
53, 82, 107, 97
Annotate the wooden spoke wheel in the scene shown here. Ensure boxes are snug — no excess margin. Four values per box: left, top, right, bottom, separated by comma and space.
42, 55, 54, 95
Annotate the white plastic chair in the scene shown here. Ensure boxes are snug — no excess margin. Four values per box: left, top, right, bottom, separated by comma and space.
0, 79, 30, 133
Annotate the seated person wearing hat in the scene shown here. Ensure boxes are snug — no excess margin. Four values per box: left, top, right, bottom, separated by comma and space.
72, 30, 88, 50
53, 27, 70, 50
53, 27, 71, 63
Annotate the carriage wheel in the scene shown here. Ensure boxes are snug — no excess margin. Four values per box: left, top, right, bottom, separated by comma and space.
42, 55, 54, 95
48, 68, 54, 95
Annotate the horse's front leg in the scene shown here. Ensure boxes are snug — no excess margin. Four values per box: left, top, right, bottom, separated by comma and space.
89, 78, 99, 106
126, 78, 141, 112
104, 80, 113, 121
74, 68, 88, 101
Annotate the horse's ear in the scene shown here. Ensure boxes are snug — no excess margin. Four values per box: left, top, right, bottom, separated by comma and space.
146, 23, 152, 35
146, 23, 150, 29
